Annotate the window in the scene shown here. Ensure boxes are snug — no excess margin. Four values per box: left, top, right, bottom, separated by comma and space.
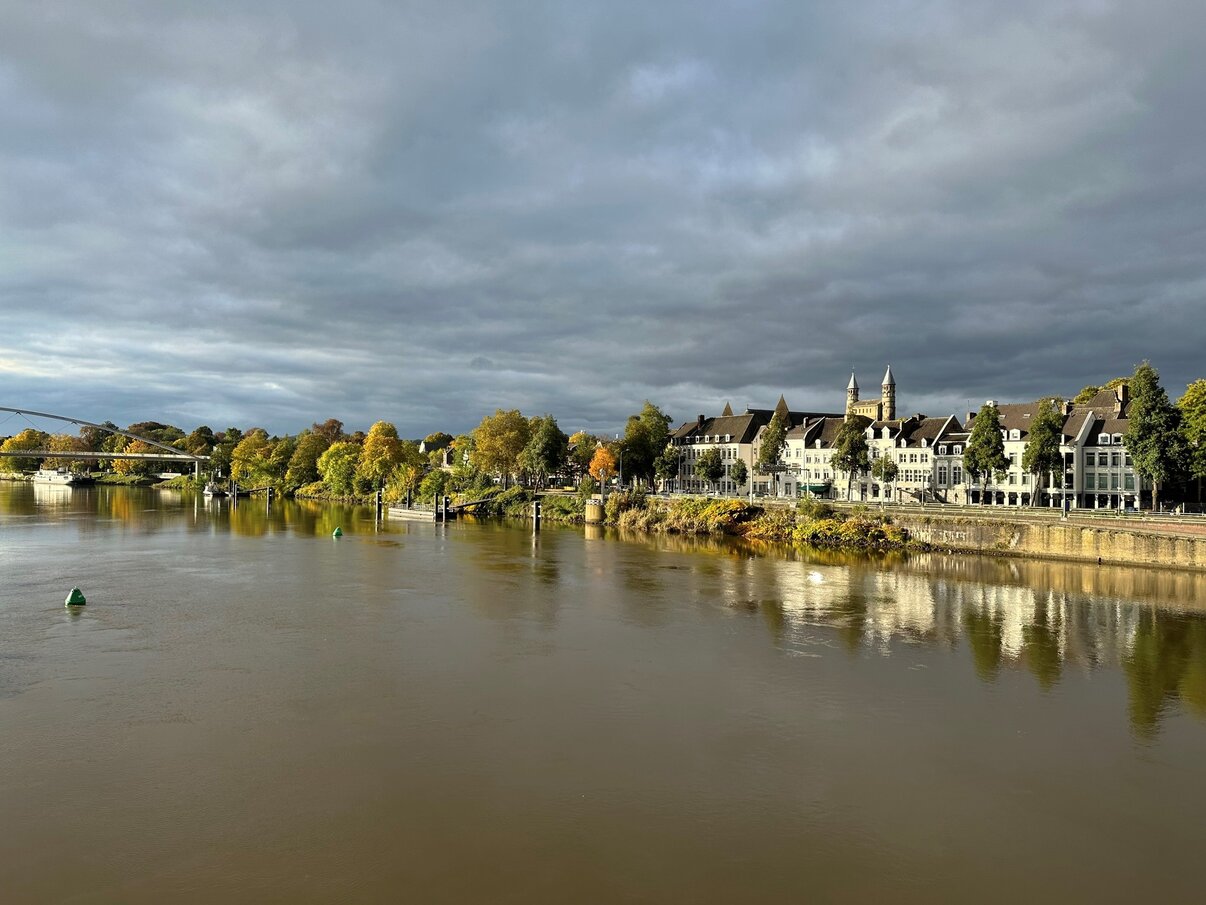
938, 466, 948, 486
1085, 471, 1094, 487
1125, 474, 1135, 490
939, 445, 947, 455
920, 454, 928, 463
1113, 434, 1123, 445
953, 466, 963, 484
954, 445, 963, 455
1010, 429, 1020, 440
1008, 473, 1016, 485
1111, 452, 1121, 468
1098, 434, 1110, 445
1022, 474, 1029, 485
1111, 474, 1119, 490
1098, 452, 1108, 467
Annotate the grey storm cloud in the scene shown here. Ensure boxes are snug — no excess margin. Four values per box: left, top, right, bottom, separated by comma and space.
2, 0, 1205, 436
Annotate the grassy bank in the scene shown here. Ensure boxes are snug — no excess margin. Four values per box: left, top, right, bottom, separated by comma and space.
461, 488, 914, 552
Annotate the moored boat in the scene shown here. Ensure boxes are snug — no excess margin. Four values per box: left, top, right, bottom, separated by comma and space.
32, 469, 92, 486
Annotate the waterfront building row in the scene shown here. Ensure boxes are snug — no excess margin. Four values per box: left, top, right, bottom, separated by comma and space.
669, 369, 1143, 510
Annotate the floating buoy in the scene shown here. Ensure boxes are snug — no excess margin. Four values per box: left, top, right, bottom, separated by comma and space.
332, 527, 343, 538
65, 587, 87, 606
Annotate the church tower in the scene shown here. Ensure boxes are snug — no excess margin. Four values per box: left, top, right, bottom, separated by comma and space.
846, 371, 859, 416
882, 365, 896, 421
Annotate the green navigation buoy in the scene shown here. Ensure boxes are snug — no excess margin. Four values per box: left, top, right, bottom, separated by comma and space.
332, 527, 343, 538
65, 587, 87, 607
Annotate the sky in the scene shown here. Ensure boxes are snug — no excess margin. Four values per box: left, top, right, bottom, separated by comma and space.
2, 0, 1205, 438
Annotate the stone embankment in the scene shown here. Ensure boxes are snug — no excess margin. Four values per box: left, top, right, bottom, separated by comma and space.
877, 505, 1206, 571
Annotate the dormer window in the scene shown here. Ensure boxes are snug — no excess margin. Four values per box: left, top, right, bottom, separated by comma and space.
1113, 433, 1123, 445
954, 444, 963, 455
1099, 434, 1110, 445
939, 445, 947, 455
1009, 429, 1020, 441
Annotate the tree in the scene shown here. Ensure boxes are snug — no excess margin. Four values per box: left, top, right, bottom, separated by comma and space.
756, 411, 788, 496
113, 439, 158, 476
964, 403, 1008, 505
694, 447, 724, 493
317, 441, 361, 497
46, 433, 92, 473
79, 421, 119, 452
357, 421, 405, 489
1022, 397, 1065, 506
830, 415, 871, 501
286, 430, 330, 489
519, 415, 569, 488
1125, 362, 1188, 511
0, 429, 50, 473
182, 425, 216, 456
589, 445, 618, 489
1179, 379, 1206, 507
870, 455, 899, 500
231, 429, 273, 486
730, 458, 748, 492
654, 443, 680, 489
568, 431, 600, 482
621, 401, 673, 486
423, 431, 453, 449
312, 419, 344, 443
473, 409, 532, 489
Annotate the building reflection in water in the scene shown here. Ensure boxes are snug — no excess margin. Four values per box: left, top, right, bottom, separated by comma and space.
685, 541, 1206, 738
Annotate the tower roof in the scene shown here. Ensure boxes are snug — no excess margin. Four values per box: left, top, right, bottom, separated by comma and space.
847, 370, 859, 391
721, 401, 734, 417
773, 394, 790, 420
882, 364, 895, 387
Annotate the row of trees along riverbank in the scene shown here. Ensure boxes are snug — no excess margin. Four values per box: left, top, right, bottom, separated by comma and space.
3, 360, 1205, 510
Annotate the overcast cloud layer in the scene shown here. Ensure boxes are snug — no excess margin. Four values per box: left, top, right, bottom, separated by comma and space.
2, 0, 1205, 437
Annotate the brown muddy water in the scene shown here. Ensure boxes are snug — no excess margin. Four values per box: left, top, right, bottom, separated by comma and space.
2, 482, 1205, 903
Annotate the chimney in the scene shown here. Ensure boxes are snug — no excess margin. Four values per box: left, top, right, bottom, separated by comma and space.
1115, 382, 1128, 413
697, 414, 706, 431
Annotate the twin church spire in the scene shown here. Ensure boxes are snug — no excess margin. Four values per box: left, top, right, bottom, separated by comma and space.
846, 365, 897, 421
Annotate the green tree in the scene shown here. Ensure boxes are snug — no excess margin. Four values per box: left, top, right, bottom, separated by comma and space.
621, 401, 673, 486
286, 430, 330, 489
1124, 362, 1188, 511
519, 415, 569, 488
694, 447, 725, 493
964, 403, 1008, 505
182, 425, 216, 456
730, 457, 748, 492
568, 431, 600, 482
312, 419, 344, 443
1022, 397, 1065, 506
230, 429, 273, 486
1178, 379, 1206, 508
423, 431, 454, 449
419, 467, 450, 504
317, 441, 361, 497
830, 415, 872, 501
654, 443, 680, 488
0, 429, 50, 473
79, 421, 119, 452
473, 409, 532, 489
870, 455, 899, 499
357, 421, 405, 490
756, 411, 788, 495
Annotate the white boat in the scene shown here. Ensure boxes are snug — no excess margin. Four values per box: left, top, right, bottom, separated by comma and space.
33, 468, 92, 486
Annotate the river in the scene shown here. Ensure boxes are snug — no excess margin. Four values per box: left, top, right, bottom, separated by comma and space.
2, 482, 1205, 903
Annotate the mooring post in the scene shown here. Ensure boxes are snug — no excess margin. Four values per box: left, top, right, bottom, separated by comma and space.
532, 498, 542, 530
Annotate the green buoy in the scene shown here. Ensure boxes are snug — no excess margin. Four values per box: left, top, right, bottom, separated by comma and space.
332, 527, 343, 538
65, 587, 87, 607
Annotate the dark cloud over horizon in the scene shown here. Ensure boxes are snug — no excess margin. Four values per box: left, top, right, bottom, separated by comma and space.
2, 0, 1205, 437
